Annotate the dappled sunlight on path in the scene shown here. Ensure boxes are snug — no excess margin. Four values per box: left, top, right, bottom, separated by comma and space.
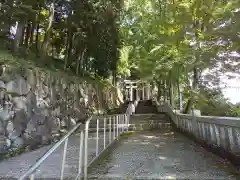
88, 130, 238, 180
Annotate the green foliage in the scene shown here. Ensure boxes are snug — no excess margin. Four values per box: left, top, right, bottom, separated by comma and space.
194, 86, 231, 116
119, 0, 240, 113
1, 0, 240, 114
0, 0, 123, 81
227, 104, 240, 117
121, 0, 240, 84
185, 85, 240, 117
117, 46, 131, 77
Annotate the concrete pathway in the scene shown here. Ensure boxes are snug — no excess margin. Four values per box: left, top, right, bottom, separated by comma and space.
88, 130, 239, 180
0, 131, 110, 179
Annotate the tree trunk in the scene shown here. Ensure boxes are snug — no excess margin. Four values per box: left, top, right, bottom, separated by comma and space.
52, 43, 54, 57
64, 30, 73, 71
183, 68, 199, 114
35, 23, 40, 55
157, 81, 161, 101
40, 3, 55, 62
177, 80, 183, 112
170, 80, 174, 108
76, 48, 86, 75
112, 71, 116, 85
34, 9, 41, 54
24, 21, 31, 48
13, 21, 24, 55
20, 23, 25, 46
29, 22, 35, 46
82, 50, 88, 76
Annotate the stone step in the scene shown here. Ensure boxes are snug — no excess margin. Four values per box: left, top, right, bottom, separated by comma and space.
89, 120, 127, 128
86, 123, 172, 132
135, 100, 158, 113
130, 116, 170, 124
88, 127, 128, 133
108, 101, 129, 115
88, 124, 128, 129
130, 114, 168, 120
129, 122, 172, 131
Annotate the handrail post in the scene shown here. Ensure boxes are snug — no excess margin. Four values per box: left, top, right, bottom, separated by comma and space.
119, 115, 122, 133
78, 131, 84, 178
192, 108, 199, 137
125, 114, 128, 132
121, 115, 124, 132
104, 118, 106, 148
116, 115, 119, 139
109, 117, 112, 144
113, 116, 116, 140
60, 138, 68, 180
84, 121, 89, 180
96, 119, 99, 156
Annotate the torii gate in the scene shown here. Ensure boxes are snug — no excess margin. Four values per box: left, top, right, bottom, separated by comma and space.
123, 80, 152, 101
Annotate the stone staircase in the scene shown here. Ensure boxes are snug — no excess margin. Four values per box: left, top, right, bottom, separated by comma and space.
135, 100, 158, 114
108, 101, 130, 115
88, 100, 171, 132
88, 101, 129, 132
129, 100, 171, 131
88, 116, 127, 133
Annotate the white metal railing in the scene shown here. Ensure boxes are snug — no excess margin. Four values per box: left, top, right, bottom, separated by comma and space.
159, 101, 240, 156
18, 102, 134, 180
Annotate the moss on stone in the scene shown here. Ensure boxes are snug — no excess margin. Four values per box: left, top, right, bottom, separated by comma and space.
119, 131, 136, 137
0, 148, 25, 161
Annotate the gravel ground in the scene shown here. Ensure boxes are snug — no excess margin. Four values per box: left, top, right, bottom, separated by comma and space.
88, 130, 238, 180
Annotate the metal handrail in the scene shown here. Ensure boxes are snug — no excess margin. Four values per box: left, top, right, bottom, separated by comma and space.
18, 102, 133, 180
18, 121, 86, 180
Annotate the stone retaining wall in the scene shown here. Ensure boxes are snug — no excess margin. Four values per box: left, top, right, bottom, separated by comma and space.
0, 65, 119, 153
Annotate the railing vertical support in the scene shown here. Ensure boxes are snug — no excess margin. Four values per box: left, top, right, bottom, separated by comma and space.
116, 115, 119, 139
191, 108, 199, 137
119, 115, 121, 133
113, 116, 116, 140
104, 118, 106, 148
78, 131, 84, 178
60, 138, 68, 180
125, 114, 128, 132
84, 122, 89, 180
121, 114, 124, 133
109, 117, 112, 144
121, 115, 124, 132
96, 119, 99, 156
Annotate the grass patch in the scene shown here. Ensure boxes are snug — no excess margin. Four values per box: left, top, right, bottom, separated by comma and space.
0, 148, 25, 161
119, 131, 136, 137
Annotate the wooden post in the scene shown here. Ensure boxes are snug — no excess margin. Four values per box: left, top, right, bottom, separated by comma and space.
146, 83, 150, 100
142, 87, 145, 100
170, 80, 174, 108
130, 84, 133, 101
164, 79, 167, 102
136, 88, 139, 100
